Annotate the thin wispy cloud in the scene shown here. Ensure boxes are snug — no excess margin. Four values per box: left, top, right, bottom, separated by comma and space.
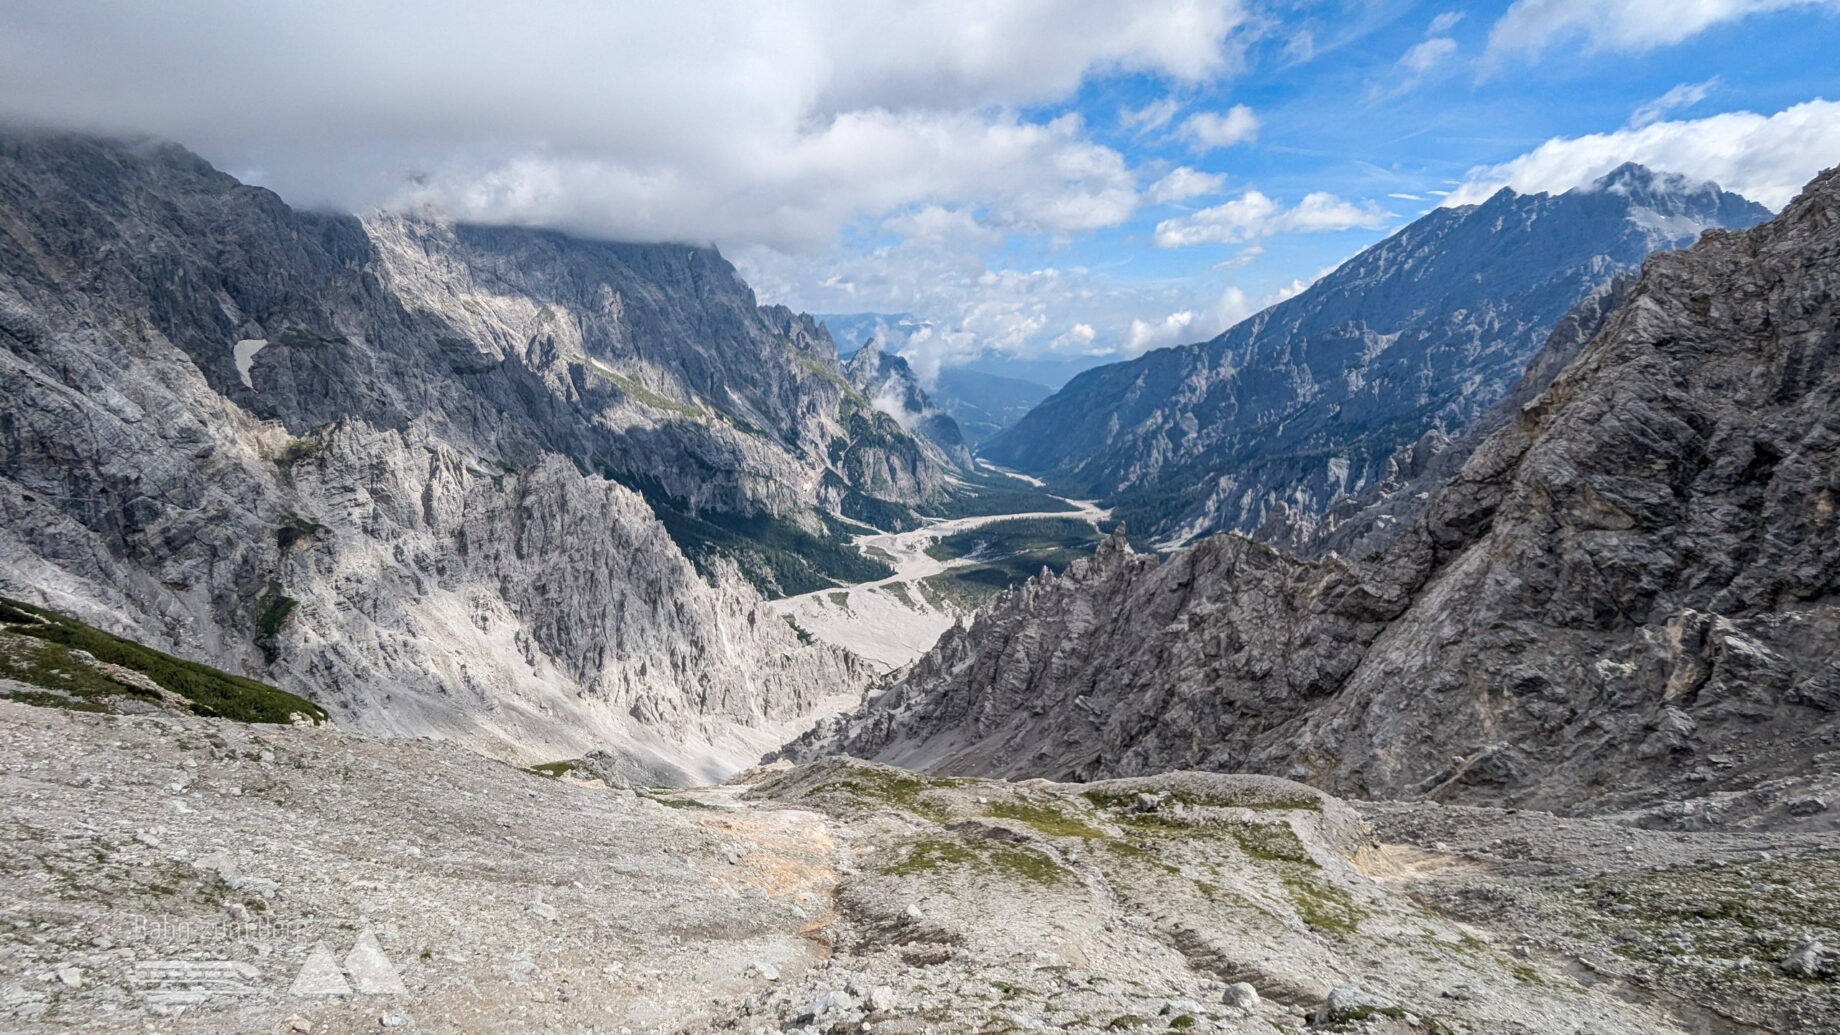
1121, 98, 1183, 133
1628, 78, 1721, 128
1484, 0, 1838, 67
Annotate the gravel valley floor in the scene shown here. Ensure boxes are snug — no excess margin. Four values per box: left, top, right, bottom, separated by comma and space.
1, 701, 1834, 1034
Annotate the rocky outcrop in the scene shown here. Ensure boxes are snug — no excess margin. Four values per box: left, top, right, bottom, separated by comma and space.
843, 340, 974, 470
983, 165, 1772, 543
1295, 272, 1639, 559
0, 130, 882, 771
362, 216, 956, 519
783, 165, 1840, 821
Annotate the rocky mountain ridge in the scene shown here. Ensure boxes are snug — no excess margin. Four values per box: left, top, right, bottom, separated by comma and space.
983, 164, 1772, 544
0, 130, 929, 770
781, 164, 1840, 825
843, 340, 974, 471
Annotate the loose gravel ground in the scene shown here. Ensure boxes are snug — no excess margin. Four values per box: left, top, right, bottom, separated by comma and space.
1, 702, 1833, 1034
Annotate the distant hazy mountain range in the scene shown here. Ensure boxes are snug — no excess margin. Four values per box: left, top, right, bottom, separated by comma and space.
817, 313, 1073, 444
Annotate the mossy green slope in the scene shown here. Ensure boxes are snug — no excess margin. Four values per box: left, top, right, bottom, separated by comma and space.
0, 597, 325, 724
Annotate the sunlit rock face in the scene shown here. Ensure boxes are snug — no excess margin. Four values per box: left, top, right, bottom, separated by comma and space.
0, 130, 905, 773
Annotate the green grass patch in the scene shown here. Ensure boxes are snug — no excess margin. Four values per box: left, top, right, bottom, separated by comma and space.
1281, 871, 1363, 934
880, 835, 1070, 886
274, 516, 328, 550
923, 517, 1102, 564
791, 348, 870, 406
583, 361, 707, 417
819, 768, 963, 822
915, 465, 1079, 520
1552, 851, 1840, 990
984, 798, 1108, 839
639, 790, 720, 810
840, 490, 924, 532
0, 633, 146, 711
273, 437, 321, 477
1231, 823, 1316, 864
917, 565, 1020, 611
909, 516, 1111, 607
0, 597, 325, 724
255, 592, 297, 640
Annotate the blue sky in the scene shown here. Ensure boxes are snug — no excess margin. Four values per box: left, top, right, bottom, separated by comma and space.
757, 0, 1840, 380
1059, 2, 1836, 283
3, 1, 1837, 383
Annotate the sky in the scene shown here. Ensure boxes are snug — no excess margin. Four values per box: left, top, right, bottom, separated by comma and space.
3, 1, 1838, 385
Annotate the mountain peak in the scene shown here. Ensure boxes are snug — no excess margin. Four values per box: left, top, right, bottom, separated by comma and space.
1587, 161, 1714, 199
1594, 160, 1658, 187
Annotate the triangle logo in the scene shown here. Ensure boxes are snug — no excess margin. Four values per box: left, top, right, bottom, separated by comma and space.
289, 943, 351, 996
344, 928, 407, 995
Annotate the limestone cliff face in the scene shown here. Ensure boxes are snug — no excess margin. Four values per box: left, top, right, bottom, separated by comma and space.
984, 165, 1772, 544
843, 341, 975, 471
783, 166, 1840, 823
0, 130, 876, 773
359, 215, 954, 517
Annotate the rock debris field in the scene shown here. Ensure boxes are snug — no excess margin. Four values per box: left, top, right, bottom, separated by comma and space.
1, 701, 1835, 1034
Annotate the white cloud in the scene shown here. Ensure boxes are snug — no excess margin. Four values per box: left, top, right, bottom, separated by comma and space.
1153, 190, 1392, 247
1400, 36, 1458, 74
1121, 98, 1182, 132
1283, 29, 1316, 63
1146, 166, 1230, 204
1213, 244, 1266, 268
1109, 278, 1309, 356
1484, 0, 1835, 64
882, 205, 1004, 246
1178, 105, 1262, 151
1126, 310, 1199, 352
1214, 278, 1308, 329
1054, 323, 1100, 350
1372, 13, 1462, 99
0, 0, 1252, 251
385, 108, 1149, 249
1428, 11, 1466, 33
736, 196, 1329, 370
1444, 98, 1840, 209
1628, 78, 1720, 128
